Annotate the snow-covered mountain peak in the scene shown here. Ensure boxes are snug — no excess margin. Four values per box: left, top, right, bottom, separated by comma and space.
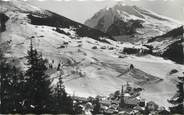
86, 2, 181, 25
85, 3, 182, 43
113, 1, 129, 8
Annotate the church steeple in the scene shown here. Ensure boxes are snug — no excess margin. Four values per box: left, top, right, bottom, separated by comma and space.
120, 85, 125, 107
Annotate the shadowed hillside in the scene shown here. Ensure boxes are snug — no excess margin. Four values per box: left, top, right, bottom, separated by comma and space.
27, 11, 115, 43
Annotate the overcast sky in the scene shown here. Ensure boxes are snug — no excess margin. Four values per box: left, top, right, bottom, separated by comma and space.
29, 0, 184, 24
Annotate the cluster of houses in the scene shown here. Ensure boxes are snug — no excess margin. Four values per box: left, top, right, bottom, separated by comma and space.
71, 83, 170, 114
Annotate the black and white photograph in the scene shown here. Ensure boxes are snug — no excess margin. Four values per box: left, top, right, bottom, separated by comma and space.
0, 0, 184, 114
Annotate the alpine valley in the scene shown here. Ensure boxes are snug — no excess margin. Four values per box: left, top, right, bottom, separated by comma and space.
0, 0, 184, 111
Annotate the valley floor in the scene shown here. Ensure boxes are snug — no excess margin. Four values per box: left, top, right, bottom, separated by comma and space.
65, 55, 184, 108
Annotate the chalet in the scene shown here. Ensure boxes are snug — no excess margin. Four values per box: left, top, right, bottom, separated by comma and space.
124, 94, 140, 108
100, 100, 111, 106
133, 105, 144, 111
73, 96, 88, 103
146, 101, 159, 111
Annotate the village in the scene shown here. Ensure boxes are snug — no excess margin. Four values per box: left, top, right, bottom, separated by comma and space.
72, 82, 170, 115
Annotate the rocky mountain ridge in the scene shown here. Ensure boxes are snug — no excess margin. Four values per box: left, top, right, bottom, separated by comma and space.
85, 3, 181, 43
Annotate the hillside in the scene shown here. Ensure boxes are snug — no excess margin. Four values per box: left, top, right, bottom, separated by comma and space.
0, 0, 184, 108
146, 26, 184, 64
0, 0, 114, 42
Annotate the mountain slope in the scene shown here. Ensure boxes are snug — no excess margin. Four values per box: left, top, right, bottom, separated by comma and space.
0, 0, 114, 42
146, 26, 184, 64
0, 0, 183, 108
85, 3, 181, 43
0, 0, 162, 92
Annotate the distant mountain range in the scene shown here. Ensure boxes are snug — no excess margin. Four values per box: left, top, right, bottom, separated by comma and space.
85, 3, 181, 43
85, 2, 184, 64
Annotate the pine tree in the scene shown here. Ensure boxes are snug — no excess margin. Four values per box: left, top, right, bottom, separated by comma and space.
168, 75, 184, 114
92, 97, 101, 114
0, 64, 24, 113
0, 43, 24, 113
53, 69, 74, 113
23, 38, 52, 113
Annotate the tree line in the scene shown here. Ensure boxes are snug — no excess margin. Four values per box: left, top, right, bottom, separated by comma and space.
0, 40, 73, 114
